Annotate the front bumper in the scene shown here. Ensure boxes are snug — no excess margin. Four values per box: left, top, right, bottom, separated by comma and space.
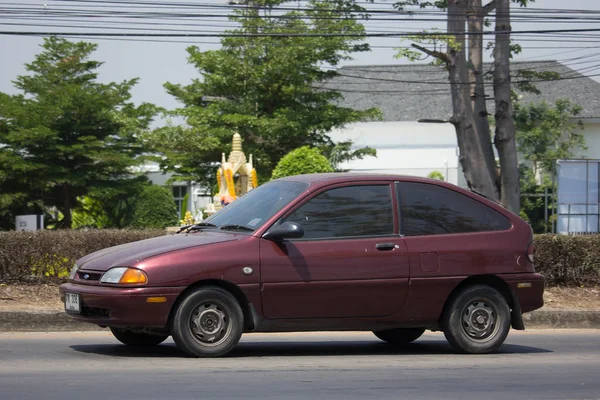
59, 282, 185, 328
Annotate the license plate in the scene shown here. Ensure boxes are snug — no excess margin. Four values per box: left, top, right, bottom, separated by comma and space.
64, 292, 80, 313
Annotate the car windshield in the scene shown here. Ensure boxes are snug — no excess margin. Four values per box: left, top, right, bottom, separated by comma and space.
203, 180, 309, 231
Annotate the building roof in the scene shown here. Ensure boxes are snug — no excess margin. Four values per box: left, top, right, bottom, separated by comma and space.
323, 61, 600, 121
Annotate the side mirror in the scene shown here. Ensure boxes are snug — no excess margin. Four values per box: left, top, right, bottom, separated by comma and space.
263, 222, 304, 242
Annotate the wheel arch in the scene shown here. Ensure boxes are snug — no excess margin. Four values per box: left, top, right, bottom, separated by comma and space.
439, 275, 523, 330
167, 279, 255, 332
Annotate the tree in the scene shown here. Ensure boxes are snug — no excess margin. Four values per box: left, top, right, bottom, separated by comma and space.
515, 99, 586, 233
144, 0, 379, 190
394, 0, 533, 213
271, 146, 334, 180
427, 171, 445, 181
0, 37, 156, 228
71, 178, 152, 229
131, 185, 179, 229
323, 140, 377, 171
514, 99, 586, 176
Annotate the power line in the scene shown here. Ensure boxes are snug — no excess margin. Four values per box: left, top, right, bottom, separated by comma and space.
4, 27, 600, 38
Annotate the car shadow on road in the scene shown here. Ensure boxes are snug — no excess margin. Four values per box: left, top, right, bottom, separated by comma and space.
70, 339, 552, 358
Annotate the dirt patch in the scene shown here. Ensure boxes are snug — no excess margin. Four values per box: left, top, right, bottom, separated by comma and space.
543, 286, 600, 309
1, 283, 599, 312
0, 283, 63, 312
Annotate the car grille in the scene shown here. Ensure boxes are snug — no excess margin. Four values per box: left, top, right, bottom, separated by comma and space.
77, 271, 102, 282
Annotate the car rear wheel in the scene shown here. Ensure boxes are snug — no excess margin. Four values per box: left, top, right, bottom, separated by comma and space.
110, 328, 169, 346
171, 287, 244, 357
373, 328, 426, 345
442, 285, 511, 354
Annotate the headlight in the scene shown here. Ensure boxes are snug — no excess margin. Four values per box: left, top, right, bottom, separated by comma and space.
69, 264, 79, 280
100, 267, 148, 284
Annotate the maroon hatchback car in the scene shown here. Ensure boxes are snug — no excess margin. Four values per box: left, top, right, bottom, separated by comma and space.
60, 173, 543, 357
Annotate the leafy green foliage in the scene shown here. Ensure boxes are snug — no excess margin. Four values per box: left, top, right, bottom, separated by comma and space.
71, 178, 151, 229
515, 99, 585, 233
72, 196, 111, 229
323, 141, 376, 171
515, 99, 586, 174
131, 185, 178, 229
519, 165, 553, 233
144, 0, 379, 189
427, 171, 445, 181
0, 37, 157, 229
271, 146, 334, 180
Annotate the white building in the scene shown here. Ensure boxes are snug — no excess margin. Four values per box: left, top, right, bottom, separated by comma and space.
323, 61, 599, 185
329, 121, 465, 186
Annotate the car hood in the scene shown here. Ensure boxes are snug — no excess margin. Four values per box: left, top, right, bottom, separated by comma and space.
76, 231, 239, 272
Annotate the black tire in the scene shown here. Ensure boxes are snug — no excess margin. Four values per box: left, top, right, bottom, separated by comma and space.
373, 328, 426, 345
110, 327, 168, 346
171, 287, 244, 357
442, 285, 511, 354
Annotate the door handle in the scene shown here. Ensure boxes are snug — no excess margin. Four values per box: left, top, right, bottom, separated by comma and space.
376, 243, 398, 251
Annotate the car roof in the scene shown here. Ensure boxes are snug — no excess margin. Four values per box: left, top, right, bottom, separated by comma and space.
275, 172, 513, 218
276, 172, 446, 187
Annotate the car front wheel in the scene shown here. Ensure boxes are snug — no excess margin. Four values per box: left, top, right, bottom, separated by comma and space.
171, 287, 244, 357
373, 327, 426, 345
110, 327, 169, 346
442, 285, 511, 354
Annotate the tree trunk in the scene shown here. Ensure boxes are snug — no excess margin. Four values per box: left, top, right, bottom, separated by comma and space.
61, 183, 73, 229
493, 0, 520, 213
467, 0, 498, 195
447, 0, 498, 199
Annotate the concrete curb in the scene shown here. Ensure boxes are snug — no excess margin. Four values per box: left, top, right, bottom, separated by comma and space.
1, 309, 599, 332
523, 309, 600, 329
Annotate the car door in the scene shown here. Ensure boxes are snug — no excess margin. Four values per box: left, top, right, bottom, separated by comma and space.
259, 182, 410, 319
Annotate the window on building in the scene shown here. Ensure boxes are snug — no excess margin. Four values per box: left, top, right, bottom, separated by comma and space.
172, 186, 188, 218
283, 185, 394, 240
396, 182, 511, 236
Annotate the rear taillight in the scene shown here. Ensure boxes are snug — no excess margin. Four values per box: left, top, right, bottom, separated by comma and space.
526, 242, 535, 264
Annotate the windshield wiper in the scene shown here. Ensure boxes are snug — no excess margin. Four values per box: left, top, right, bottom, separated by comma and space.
218, 224, 255, 232
176, 222, 218, 234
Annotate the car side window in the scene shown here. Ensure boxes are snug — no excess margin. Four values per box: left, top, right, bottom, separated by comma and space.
283, 185, 394, 239
396, 182, 511, 236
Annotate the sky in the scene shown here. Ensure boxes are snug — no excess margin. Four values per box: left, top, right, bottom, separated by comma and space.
1, 0, 600, 113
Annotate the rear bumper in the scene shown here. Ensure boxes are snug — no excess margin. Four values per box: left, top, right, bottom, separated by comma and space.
59, 282, 185, 328
501, 273, 545, 313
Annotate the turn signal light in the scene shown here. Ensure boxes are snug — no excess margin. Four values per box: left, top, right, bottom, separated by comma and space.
119, 269, 148, 284
146, 297, 167, 303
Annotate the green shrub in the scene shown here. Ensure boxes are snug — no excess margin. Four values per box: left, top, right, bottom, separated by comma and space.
271, 146, 334, 180
427, 171, 445, 181
0, 229, 165, 283
131, 185, 179, 229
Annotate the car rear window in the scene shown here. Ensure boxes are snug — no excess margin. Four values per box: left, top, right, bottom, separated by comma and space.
396, 182, 512, 236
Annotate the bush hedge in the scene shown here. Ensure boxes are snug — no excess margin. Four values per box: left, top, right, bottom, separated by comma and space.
0, 231, 598, 286
0, 229, 165, 283
534, 234, 600, 287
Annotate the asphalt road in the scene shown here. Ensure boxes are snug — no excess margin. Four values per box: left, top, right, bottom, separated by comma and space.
0, 330, 599, 400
